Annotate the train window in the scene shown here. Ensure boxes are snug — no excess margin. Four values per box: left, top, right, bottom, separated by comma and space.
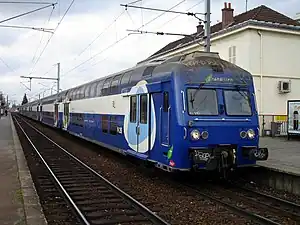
96, 80, 104, 96
120, 71, 132, 87
102, 115, 109, 133
109, 115, 117, 135
79, 86, 85, 99
142, 66, 156, 77
140, 95, 147, 124
110, 74, 122, 94
74, 88, 80, 100
84, 84, 91, 98
130, 96, 137, 123
89, 82, 97, 98
102, 77, 113, 96
163, 92, 169, 112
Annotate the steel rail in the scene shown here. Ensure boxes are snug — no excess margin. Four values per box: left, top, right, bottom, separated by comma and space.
13, 116, 90, 225
183, 183, 281, 225
14, 115, 170, 225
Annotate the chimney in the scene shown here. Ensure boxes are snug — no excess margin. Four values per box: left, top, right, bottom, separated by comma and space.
222, 2, 234, 29
196, 23, 204, 33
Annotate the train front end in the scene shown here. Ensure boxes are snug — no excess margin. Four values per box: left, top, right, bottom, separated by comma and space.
173, 53, 268, 175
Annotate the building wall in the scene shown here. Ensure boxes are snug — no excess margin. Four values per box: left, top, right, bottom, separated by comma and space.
247, 29, 300, 115
210, 30, 251, 71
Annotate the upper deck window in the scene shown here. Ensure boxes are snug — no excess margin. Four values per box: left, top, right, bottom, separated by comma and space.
224, 90, 252, 116
187, 89, 218, 116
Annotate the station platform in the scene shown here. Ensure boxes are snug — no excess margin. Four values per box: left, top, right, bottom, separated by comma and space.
0, 114, 46, 225
257, 136, 300, 176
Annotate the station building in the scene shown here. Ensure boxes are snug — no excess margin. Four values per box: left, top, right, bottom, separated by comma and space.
139, 2, 300, 135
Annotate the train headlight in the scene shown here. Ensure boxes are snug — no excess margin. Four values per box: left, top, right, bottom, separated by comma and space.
240, 131, 247, 139
201, 131, 209, 140
247, 129, 255, 139
191, 129, 200, 140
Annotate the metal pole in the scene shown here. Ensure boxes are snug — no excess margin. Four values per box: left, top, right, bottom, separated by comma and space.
205, 0, 211, 52
6, 95, 8, 108
57, 62, 60, 94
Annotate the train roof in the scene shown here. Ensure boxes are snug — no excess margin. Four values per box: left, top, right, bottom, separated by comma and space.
21, 51, 250, 107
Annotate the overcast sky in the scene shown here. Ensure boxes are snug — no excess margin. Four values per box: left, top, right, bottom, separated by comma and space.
0, 0, 299, 104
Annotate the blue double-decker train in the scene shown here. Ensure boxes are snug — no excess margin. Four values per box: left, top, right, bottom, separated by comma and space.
19, 51, 268, 176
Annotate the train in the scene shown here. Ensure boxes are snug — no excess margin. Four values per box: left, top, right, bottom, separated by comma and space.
18, 51, 268, 177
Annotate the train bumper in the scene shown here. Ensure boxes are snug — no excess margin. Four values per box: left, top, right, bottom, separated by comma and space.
190, 145, 269, 171
190, 145, 237, 171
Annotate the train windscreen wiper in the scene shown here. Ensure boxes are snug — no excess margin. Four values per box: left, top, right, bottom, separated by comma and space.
234, 84, 249, 101
190, 82, 205, 104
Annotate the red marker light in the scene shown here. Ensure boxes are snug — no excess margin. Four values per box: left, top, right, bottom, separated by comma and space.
169, 160, 175, 167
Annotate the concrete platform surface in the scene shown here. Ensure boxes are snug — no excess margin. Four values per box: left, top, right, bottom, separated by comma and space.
0, 114, 47, 225
258, 136, 300, 176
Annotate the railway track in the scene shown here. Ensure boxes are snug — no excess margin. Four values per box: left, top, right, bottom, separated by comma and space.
182, 180, 300, 225
229, 182, 300, 221
13, 115, 170, 225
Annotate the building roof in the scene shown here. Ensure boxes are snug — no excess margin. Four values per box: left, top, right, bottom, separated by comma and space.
148, 5, 299, 59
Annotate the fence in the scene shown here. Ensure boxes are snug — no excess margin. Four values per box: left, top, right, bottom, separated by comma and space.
258, 115, 287, 137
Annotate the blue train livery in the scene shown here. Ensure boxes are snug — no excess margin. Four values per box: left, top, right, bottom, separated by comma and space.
19, 51, 268, 176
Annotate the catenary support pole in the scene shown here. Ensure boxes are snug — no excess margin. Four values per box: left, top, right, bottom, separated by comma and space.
205, 0, 211, 52
57, 62, 60, 94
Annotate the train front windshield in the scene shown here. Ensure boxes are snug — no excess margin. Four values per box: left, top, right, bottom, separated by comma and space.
187, 89, 218, 116
187, 88, 252, 116
223, 90, 252, 116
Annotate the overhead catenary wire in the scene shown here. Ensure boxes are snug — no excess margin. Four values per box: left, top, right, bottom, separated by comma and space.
62, 0, 146, 65
137, 0, 185, 29
0, 56, 15, 72
61, 0, 187, 77
29, 0, 75, 75
130, 0, 206, 48
0, 3, 57, 24
0, 24, 54, 33
121, 2, 205, 16
76, 9, 126, 57
0, 1, 55, 4
61, 35, 130, 78
157, 0, 205, 29
69, 1, 204, 74
32, 5, 55, 63
85, 0, 188, 69
86, 0, 203, 70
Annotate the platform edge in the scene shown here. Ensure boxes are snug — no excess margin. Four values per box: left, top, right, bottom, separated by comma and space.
10, 114, 48, 225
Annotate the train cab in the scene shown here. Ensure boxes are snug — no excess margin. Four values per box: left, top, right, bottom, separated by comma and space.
166, 51, 268, 173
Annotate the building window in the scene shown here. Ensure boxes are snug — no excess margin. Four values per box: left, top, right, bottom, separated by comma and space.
229, 46, 236, 64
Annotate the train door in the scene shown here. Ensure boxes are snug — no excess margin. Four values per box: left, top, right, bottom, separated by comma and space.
54, 103, 59, 127
128, 94, 150, 154
63, 102, 70, 130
